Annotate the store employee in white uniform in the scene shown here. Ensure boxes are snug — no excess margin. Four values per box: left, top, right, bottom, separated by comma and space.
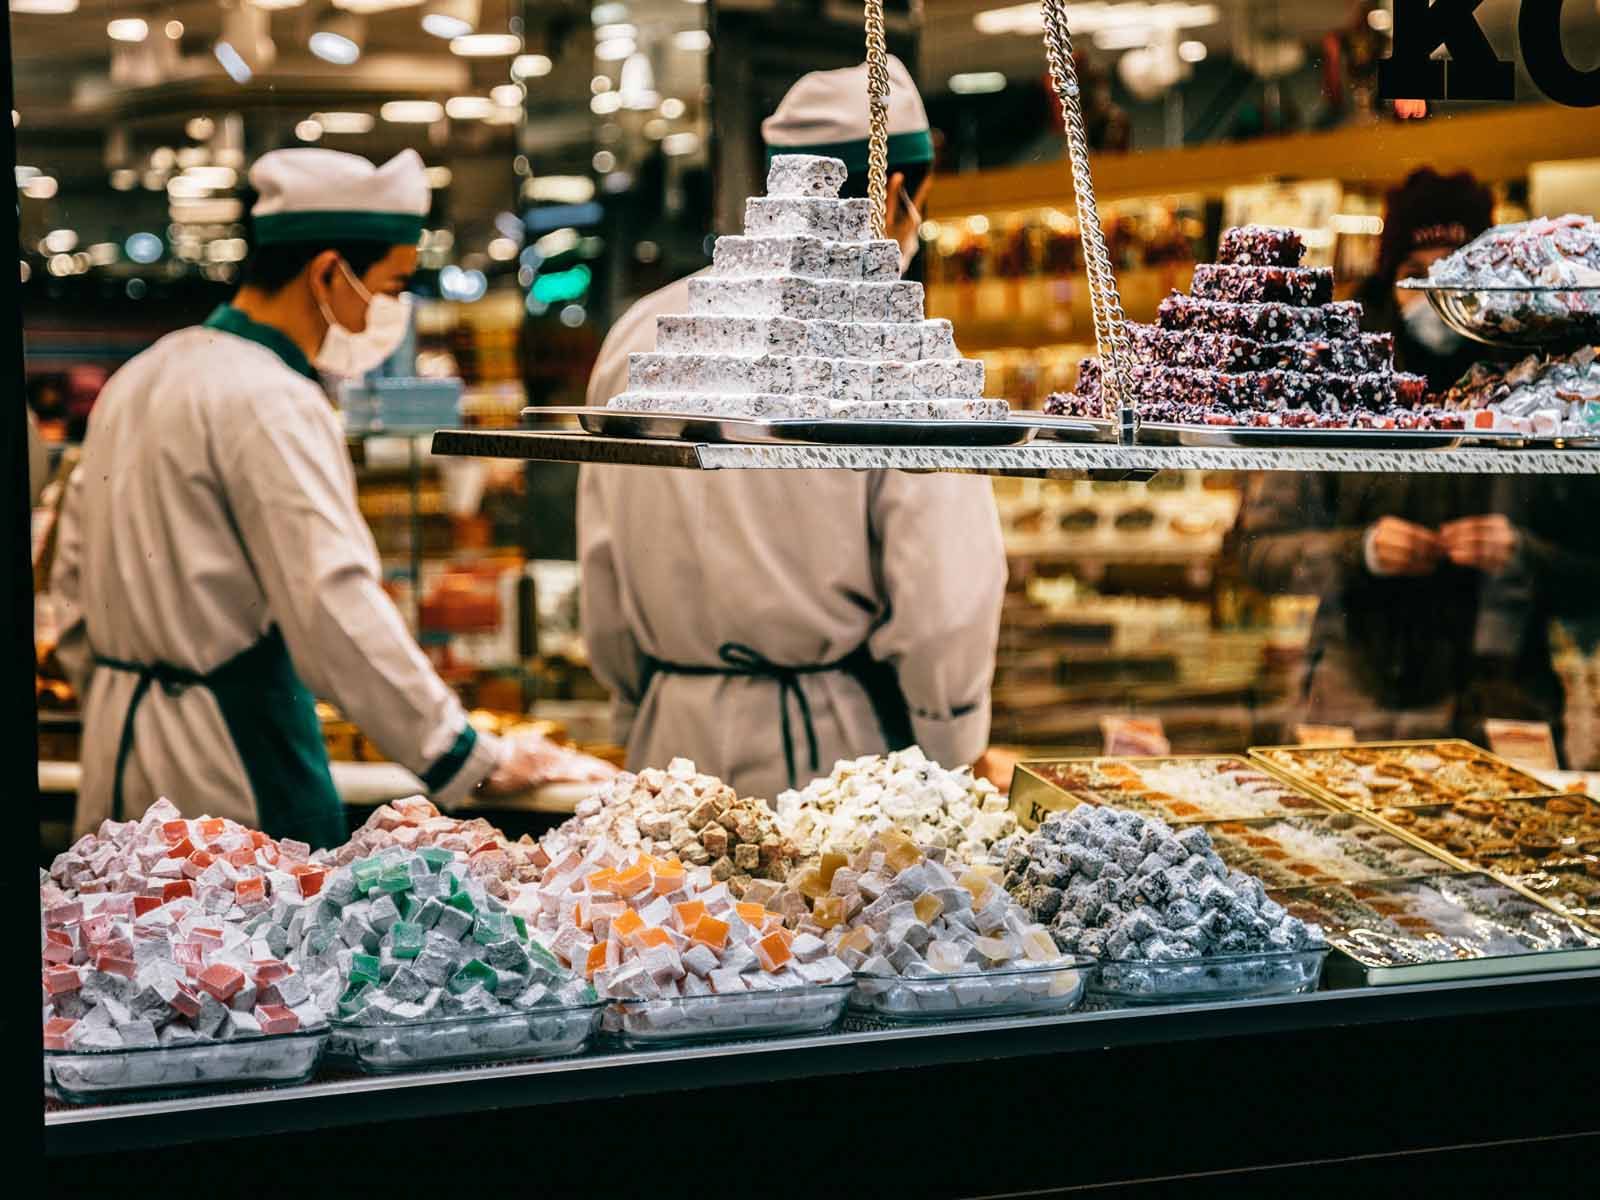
579, 59, 1008, 801
52, 148, 541, 846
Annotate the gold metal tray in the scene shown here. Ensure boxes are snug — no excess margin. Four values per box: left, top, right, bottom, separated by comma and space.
1010, 754, 1334, 831
1248, 739, 1556, 813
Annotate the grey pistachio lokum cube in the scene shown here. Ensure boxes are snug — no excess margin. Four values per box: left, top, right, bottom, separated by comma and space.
766, 154, 847, 199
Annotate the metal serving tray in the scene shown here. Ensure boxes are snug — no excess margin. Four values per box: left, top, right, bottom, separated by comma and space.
1011, 754, 1333, 831
1249, 739, 1557, 812
1202, 811, 1460, 889
1141, 423, 1466, 450
1271, 871, 1600, 986
525, 405, 1038, 447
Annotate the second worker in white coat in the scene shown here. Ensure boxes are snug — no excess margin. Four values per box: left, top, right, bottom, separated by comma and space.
579, 59, 1008, 801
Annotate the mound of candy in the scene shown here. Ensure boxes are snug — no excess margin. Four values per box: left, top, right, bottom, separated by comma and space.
43, 888, 326, 1053
1441, 345, 1600, 438
293, 848, 592, 1026
324, 796, 549, 900
774, 746, 1017, 864
525, 848, 849, 1005
1427, 214, 1600, 289
538, 758, 798, 897
1000, 805, 1325, 962
45, 797, 324, 903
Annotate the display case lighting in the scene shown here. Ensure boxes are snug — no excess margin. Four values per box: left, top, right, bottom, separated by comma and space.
213, 41, 254, 83
380, 100, 445, 123
949, 71, 1006, 94
10, 0, 79, 13
446, 96, 494, 118
449, 33, 521, 56
512, 53, 552, 79
491, 84, 524, 107
315, 111, 376, 133
107, 17, 149, 42
295, 119, 324, 141
673, 29, 709, 51
21, 174, 58, 199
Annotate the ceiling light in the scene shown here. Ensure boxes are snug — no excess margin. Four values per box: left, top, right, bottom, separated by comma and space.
22, 175, 58, 199
512, 53, 551, 79
662, 131, 699, 156
10, 0, 79, 12
975, 2, 1219, 37
107, 17, 148, 42
527, 175, 595, 204
425, 166, 453, 188
295, 118, 323, 141
674, 30, 709, 51
450, 32, 520, 56
184, 165, 237, 189
125, 232, 164, 263
315, 110, 375, 133
594, 37, 634, 61
589, 91, 622, 115
310, 17, 364, 65
165, 19, 183, 36
109, 168, 138, 190
249, 0, 306, 8
659, 96, 686, 119
185, 116, 216, 140
380, 99, 445, 123
213, 41, 254, 83
491, 83, 524, 107
591, 3, 628, 24
488, 237, 519, 261
44, 229, 77, 253
446, 96, 493, 118
421, 0, 477, 38
949, 71, 1006, 94
1178, 39, 1207, 62
595, 22, 636, 40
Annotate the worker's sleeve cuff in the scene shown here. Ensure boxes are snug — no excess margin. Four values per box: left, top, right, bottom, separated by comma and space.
423, 726, 502, 807
909, 698, 992, 771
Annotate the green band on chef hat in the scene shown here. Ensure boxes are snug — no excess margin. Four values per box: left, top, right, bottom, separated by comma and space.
764, 130, 934, 176
248, 148, 430, 247
252, 210, 427, 247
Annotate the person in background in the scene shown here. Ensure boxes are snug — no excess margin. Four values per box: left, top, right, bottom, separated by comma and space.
26, 406, 48, 505
1355, 167, 1496, 391
578, 58, 1009, 801
51, 149, 553, 846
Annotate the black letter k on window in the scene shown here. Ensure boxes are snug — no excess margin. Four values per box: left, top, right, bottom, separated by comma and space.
1379, 0, 1514, 100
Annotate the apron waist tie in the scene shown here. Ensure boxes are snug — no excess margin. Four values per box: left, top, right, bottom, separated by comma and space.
642, 641, 911, 790
92, 655, 208, 822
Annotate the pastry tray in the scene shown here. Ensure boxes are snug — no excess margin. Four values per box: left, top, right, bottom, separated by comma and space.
849, 959, 1091, 1023
606, 982, 853, 1048
1138, 423, 1467, 450
1250, 739, 1557, 812
525, 406, 1039, 447
1271, 872, 1600, 986
1011, 754, 1334, 830
1090, 947, 1326, 1005
328, 1002, 604, 1073
45, 1029, 328, 1104
1203, 811, 1460, 889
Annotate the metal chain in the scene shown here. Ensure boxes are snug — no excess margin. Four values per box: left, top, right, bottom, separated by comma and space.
863, 0, 890, 240
1039, 0, 1133, 440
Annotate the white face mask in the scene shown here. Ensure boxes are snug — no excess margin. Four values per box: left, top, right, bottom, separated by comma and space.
1401, 296, 1463, 356
313, 259, 411, 377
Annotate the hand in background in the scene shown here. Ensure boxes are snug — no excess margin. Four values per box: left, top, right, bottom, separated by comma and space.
483, 730, 618, 795
1363, 517, 1443, 577
1439, 514, 1519, 576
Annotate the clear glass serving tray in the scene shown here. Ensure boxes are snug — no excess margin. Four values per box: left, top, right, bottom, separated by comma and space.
1397, 281, 1600, 348
45, 1029, 328, 1104
328, 1003, 604, 1073
609, 982, 853, 1048
1090, 947, 1327, 1005
849, 959, 1092, 1022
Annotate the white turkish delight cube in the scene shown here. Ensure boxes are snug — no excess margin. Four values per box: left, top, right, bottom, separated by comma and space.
831, 359, 872, 402
789, 356, 834, 394
836, 198, 875, 241
766, 154, 847, 199
806, 320, 850, 358
870, 362, 916, 402
824, 241, 864, 279
813, 280, 856, 322
861, 241, 900, 282
913, 358, 984, 399
920, 319, 958, 359
886, 281, 925, 322
852, 282, 894, 322
842, 323, 884, 359
744, 197, 842, 239
881, 324, 922, 360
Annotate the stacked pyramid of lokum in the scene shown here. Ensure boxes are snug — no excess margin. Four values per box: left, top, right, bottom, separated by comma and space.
1047, 225, 1450, 429
609, 154, 1005, 422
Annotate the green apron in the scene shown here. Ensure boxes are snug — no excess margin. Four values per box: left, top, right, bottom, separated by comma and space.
89, 305, 345, 848
94, 629, 346, 849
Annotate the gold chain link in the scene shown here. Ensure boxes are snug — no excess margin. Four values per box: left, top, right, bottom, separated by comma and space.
863, 0, 890, 241
1039, 0, 1132, 437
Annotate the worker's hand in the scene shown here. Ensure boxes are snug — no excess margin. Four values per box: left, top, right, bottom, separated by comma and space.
1363, 517, 1442, 577
481, 729, 619, 796
973, 747, 1019, 793
1439, 514, 1519, 576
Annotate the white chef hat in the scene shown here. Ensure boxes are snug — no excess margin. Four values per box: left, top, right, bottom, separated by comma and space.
248, 148, 430, 246
761, 56, 932, 175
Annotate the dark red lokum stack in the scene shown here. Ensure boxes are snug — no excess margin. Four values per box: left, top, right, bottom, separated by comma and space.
1046, 225, 1441, 429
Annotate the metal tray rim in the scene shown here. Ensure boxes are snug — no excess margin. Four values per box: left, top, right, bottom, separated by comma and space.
527, 406, 1038, 447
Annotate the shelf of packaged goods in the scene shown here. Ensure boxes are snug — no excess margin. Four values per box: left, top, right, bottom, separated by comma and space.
431, 429, 1600, 478
43, 968, 1600, 1159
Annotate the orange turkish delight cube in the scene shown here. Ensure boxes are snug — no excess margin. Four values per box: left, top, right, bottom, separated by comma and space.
735, 901, 768, 925
812, 896, 846, 929
755, 931, 792, 972
674, 900, 707, 930
161, 820, 190, 845
612, 865, 652, 898
199, 818, 226, 839
653, 868, 686, 895
633, 927, 671, 950
611, 909, 644, 939
818, 851, 848, 889
587, 868, 618, 891
234, 876, 266, 905
690, 914, 730, 950
584, 942, 608, 978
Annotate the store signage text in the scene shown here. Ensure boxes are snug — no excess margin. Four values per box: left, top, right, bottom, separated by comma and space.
1379, 0, 1600, 107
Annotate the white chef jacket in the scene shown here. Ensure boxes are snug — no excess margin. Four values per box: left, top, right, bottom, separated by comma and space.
51, 309, 500, 838
577, 276, 1007, 801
